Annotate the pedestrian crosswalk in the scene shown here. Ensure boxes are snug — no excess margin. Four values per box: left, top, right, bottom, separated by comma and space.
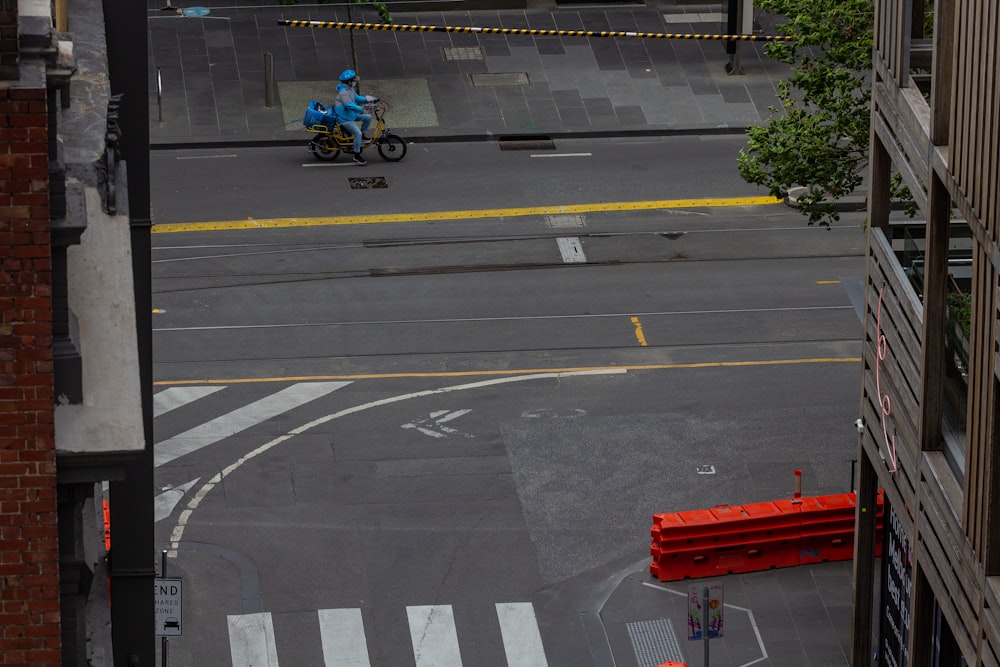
153, 382, 351, 467
155, 384, 551, 667
228, 603, 548, 667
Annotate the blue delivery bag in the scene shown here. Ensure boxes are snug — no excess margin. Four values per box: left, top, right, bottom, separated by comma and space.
303, 100, 337, 130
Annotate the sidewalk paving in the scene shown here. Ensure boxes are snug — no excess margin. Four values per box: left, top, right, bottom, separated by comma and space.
147, 0, 792, 146
145, 2, 856, 664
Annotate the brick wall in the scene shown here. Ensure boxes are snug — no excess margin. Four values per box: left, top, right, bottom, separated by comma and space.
0, 85, 61, 666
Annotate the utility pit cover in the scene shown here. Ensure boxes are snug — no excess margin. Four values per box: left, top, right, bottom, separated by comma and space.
348, 176, 388, 189
470, 72, 530, 87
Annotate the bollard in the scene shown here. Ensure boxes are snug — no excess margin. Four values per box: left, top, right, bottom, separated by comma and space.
264, 53, 275, 108
156, 67, 163, 123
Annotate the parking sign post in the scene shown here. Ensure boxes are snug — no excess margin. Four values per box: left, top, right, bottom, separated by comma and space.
155, 552, 183, 667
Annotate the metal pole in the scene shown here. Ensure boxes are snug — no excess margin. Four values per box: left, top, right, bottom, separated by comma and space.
161, 550, 168, 667
264, 53, 275, 108
703, 586, 710, 665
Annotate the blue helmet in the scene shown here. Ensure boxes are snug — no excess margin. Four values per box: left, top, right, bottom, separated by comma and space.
339, 69, 357, 83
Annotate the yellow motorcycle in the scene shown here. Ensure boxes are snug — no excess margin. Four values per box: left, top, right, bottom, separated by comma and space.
303, 99, 407, 162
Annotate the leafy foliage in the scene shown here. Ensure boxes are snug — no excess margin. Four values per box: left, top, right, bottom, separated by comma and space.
737, 0, 874, 226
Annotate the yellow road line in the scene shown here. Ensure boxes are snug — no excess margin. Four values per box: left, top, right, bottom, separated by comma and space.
630, 316, 648, 346
151, 196, 784, 234
154, 356, 860, 386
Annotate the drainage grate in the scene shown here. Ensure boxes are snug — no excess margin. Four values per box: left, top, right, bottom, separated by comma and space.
470, 72, 530, 87
348, 176, 388, 189
498, 135, 555, 150
626, 618, 685, 667
443, 46, 484, 61
545, 214, 586, 229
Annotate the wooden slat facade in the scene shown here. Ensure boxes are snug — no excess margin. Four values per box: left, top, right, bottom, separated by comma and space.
852, 0, 1000, 664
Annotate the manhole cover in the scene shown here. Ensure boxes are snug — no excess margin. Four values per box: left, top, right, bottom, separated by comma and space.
348, 176, 388, 189
470, 72, 530, 87
443, 46, 484, 61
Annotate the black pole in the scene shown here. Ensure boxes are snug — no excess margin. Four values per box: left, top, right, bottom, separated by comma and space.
103, 0, 153, 662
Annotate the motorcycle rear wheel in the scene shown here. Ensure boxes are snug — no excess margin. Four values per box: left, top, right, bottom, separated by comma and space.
309, 136, 341, 161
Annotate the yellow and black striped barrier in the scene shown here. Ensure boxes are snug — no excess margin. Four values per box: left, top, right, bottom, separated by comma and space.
277, 19, 792, 42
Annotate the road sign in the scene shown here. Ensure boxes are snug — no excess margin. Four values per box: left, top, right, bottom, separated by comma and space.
155, 578, 183, 636
687, 583, 723, 640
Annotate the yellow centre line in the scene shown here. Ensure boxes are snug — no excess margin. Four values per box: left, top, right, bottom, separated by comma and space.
154, 356, 860, 386
630, 316, 648, 346
151, 196, 783, 234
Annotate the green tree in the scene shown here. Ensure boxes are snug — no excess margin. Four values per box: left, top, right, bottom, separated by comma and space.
737, 0, 875, 226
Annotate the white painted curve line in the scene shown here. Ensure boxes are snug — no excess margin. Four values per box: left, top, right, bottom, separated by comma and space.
229, 612, 280, 667
496, 602, 549, 667
167, 370, 625, 555
529, 153, 592, 158
556, 237, 587, 263
407, 605, 463, 667
154, 385, 226, 418
154, 381, 351, 467
319, 608, 371, 667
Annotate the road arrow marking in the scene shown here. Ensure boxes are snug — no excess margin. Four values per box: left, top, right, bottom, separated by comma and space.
402, 409, 474, 439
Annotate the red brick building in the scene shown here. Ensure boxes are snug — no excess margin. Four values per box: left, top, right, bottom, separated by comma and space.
2, 0, 152, 662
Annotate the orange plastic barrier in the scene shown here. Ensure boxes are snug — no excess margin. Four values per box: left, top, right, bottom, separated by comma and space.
103, 498, 111, 551
650, 492, 884, 581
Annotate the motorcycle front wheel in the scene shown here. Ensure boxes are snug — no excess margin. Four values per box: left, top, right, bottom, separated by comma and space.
377, 133, 407, 162
308, 136, 341, 161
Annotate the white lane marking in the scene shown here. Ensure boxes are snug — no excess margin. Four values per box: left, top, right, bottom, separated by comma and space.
496, 603, 549, 667
176, 154, 238, 160
167, 370, 625, 555
319, 608, 371, 667
529, 153, 592, 158
407, 605, 463, 667
154, 385, 226, 418
556, 237, 587, 263
228, 612, 280, 667
402, 409, 474, 439
154, 478, 201, 523
154, 381, 351, 467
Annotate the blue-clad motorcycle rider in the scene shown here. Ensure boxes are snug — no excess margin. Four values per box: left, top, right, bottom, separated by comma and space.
333, 69, 377, 165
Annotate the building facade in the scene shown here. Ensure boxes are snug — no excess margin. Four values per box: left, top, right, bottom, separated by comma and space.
2, 0, 153, 663
851, 0, 1000, 664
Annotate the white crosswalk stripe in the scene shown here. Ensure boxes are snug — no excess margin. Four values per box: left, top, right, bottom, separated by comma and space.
153, 385, 226, 418
496, 602, 549, 667
228, 612, 279, 667
407, 605, 463, 667
226, 603, 548, 667
154, 381, 351, 467
319, 608, 372, 667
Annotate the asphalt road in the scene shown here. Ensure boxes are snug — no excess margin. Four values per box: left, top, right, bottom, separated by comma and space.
150, 137, 866, 666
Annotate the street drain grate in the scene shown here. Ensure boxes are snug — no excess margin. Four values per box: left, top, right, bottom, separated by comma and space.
498, 134, 555, 150
470, 72, 530, 87
443, 46, 484, 61
545, 214, 586, 229
348, 176, 388, 189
